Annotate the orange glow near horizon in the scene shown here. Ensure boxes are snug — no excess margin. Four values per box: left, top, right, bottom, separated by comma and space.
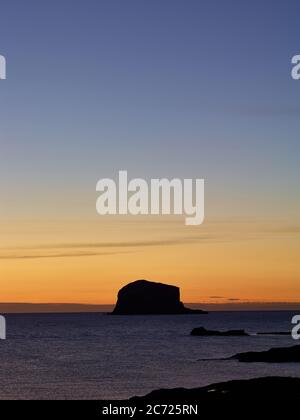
0, 217, 300, 306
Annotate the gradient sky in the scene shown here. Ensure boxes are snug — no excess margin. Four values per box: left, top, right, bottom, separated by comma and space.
0, 0, 300, 305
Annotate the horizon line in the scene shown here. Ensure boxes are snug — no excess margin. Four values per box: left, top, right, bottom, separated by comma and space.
0, 301, 300, 314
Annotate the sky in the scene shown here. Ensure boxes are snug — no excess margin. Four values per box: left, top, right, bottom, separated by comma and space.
0, 0, 300, 307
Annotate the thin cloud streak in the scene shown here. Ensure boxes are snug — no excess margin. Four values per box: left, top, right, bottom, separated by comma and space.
3, 236, 217, 251
0, 235, 217, 260
0, 251, 134, 260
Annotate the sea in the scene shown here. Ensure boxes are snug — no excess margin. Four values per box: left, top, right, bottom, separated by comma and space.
0, 311, 299, 400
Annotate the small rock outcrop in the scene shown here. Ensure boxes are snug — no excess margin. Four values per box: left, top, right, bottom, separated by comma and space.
112, 280, 207, 315
191, 327, 249, 337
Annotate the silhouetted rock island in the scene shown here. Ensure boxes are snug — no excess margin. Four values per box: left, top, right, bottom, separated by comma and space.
191, 327, 249, 336
112, 280, 207, 315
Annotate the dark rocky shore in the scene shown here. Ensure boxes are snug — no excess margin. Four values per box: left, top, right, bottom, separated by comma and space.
231, 345, 300, 363
191, 327, 249, 336
198, 345, 300, 363
129, 377, 300, 401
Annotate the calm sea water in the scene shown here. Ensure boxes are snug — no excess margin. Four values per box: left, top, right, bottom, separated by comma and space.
0, 311, 299, 399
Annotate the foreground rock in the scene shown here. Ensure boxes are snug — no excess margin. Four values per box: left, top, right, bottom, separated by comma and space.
112, 280, 207, 315
128, 377, 300, 401
191, 327, 249, 336
231, 345, 300, 363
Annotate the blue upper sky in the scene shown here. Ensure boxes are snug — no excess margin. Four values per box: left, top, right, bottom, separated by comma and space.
0, 0, 299, 220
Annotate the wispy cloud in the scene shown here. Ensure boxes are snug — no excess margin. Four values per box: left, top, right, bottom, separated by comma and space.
1, 221, 299, 260
0, 251, 134, 260
229, 105, 300, 117
0, 235, 217, 260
